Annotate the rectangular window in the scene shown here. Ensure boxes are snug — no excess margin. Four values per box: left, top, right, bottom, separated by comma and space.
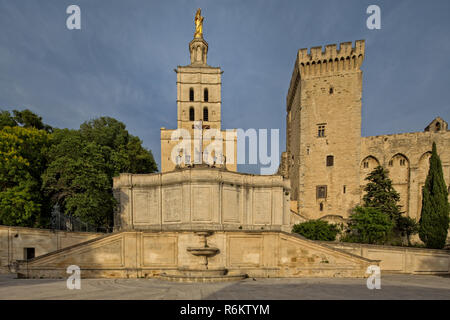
326, 155, 334, 167
24, 248, 35, 260
316, 185, 327, 199
317, 125, 326, 137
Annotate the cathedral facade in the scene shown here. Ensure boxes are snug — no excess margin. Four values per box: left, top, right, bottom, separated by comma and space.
281, 40, 450, 222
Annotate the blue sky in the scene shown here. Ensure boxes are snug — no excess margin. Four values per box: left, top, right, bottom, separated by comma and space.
1, 0, 449, 173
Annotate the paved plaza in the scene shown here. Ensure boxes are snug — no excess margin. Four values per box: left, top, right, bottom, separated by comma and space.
0, 274, 449, 300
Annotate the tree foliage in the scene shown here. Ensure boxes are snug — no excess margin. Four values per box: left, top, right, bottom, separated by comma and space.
343, 206, 394, 244
292, 220, 340, 241
396, 216, 419, 246
362, 165, 402, 223
419, 142, 449, 249
42, 117, 158, 228
0, 126, 51, 226
0, 109, 52, 132
0, 109, 158, 230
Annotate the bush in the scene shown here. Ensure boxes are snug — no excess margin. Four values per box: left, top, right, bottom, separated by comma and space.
343, 206, 394, 245
396, 216, 419, 246
292, 220, 339, 241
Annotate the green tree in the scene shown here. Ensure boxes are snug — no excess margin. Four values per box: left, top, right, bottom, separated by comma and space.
292, 220, 340, 241
42, 129, 113, 227
396, 216, 419, 246
363, 165, 402, 223
0, 109, 52, 132
343, 206, 394, 244
0, 126, 51, 226
79, 117, 157, 175
12, 109, 52, 132
0, 110, 17, 129
43, 117, 158, 229
419, 142, 449, 249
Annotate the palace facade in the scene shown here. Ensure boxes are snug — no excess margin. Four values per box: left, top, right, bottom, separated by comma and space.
280, 40, 450, 222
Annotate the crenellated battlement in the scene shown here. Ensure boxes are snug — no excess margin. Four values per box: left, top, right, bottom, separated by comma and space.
286, 40, 365, 109
298, 40, 365, 63
296, 40, 365, 78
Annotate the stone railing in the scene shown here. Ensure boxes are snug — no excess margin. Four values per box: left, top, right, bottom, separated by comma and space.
323, 242, 450, 275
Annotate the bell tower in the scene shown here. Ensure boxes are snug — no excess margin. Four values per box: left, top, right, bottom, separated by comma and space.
175, 9, 222, 132
160, 9, 236, 173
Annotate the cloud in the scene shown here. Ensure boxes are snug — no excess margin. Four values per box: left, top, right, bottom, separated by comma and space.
0, 0, 449, 172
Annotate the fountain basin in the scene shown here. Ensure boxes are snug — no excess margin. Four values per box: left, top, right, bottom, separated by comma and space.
187, 247, 219, 256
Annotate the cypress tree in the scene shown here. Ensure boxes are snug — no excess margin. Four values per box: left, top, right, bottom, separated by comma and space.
419, 142, 450, 249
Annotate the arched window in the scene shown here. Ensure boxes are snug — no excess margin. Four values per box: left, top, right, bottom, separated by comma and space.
436, 122, 441, 131
189, 107, 195, 121
189, 88, 194, 102
204, 88, 209, 102
319, 203, 324, 211
203, 107, 209, 121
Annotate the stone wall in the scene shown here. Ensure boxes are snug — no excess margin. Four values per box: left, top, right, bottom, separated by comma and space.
325, 242, 450, 275
361, 130, 450, 220
113, 167, 291, 232
0, 225, 102, 273
16, 230, 376, 279
283, 40, 450, 221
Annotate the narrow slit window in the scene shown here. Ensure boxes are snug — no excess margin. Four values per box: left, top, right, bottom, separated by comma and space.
203, 107, 209, 121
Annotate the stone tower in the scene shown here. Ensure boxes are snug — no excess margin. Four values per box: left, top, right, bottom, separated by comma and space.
160, 10, 236, 173
284, 41, 365, 219
176, 36, 222, 132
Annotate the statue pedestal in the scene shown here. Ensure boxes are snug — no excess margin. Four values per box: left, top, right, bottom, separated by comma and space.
189, 38, 208, 65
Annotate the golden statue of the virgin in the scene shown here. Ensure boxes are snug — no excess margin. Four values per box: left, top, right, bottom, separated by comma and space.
194, 8, 204, 39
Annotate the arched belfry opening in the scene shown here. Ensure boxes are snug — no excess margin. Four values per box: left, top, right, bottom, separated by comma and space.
204, 88, 209, 102
189, 107, 195, 121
